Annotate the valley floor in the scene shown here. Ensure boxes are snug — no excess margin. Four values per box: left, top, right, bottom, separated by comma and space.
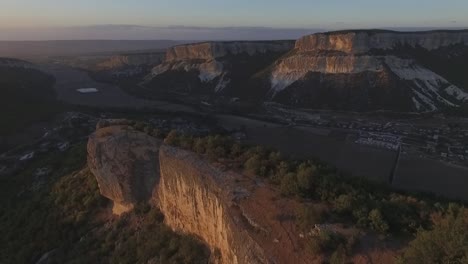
42, 64, 196, 113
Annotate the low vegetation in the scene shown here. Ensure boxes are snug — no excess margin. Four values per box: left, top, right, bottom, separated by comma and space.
164, 130, 468, 261
397, 204, 468, 264
2, 121, 466, 263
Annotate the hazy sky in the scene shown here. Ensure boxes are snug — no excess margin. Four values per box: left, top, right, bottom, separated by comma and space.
1, 0, 467, 40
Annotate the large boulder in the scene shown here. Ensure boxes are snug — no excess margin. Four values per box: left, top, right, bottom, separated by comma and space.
87, 123, 161, 215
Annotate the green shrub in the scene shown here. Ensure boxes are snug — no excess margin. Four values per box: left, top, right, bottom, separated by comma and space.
280, 172, 299, 195
333, 194, 356, 214
368, 209, 389, 234
296, 162, 316, 195
399, 205, 468, 264
298, 206, 323, 230
307, 230, 347, 255
163, 131, 467, 251
319, 230, 347, 252
244, 154, 263, 175
193, 138, 206, 154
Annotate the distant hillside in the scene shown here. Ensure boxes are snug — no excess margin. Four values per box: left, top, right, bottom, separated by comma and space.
0, 58, 58, 137
139, 30, 468, 113
0, 40, 185, 58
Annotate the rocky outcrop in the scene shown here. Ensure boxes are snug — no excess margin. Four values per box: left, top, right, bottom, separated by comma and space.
145, 41, 294, 94
86, 123, 311, 262
158, 145, 312, 264
268, 30, 468, 112
87, 123, 162, 215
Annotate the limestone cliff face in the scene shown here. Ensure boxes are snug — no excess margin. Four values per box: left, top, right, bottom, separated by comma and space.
295, 30, 468, 53
145, 41, 294, 94
158, 145, 312, 264
268, 30, 468, 112
87, 123, 162, 215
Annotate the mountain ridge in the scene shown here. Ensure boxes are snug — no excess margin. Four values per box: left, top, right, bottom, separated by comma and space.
124, 30, 468, 113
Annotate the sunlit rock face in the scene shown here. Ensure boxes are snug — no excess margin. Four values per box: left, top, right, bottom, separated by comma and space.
145, 41, 294, 95
268, 30, 468, 112
158, 145, 312, 264
295, 30, 468, 53
87, 122, 162, 215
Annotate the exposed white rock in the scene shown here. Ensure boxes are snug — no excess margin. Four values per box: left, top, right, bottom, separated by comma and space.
384, 56, 466, 110
445, 85, 468, 101
148, 41, 294, 89
272, 30, 468, 112
214, 73, 231, 92
19, 152, 35, 161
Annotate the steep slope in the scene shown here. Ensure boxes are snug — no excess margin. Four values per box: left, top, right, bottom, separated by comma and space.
158, 145, 313, 264
144, 41, 294, 96
267, 30, 468, 112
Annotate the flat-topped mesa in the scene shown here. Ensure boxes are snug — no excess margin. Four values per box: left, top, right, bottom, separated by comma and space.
166, 41, 295, 61
295, 30, 468, 54
158, 145, 313, 264
267, 30, 468, 112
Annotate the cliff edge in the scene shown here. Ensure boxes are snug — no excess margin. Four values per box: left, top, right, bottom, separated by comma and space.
158, 145, 313, 264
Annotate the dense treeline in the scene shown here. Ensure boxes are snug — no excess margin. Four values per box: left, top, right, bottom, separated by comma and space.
164, 130, 468, 262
